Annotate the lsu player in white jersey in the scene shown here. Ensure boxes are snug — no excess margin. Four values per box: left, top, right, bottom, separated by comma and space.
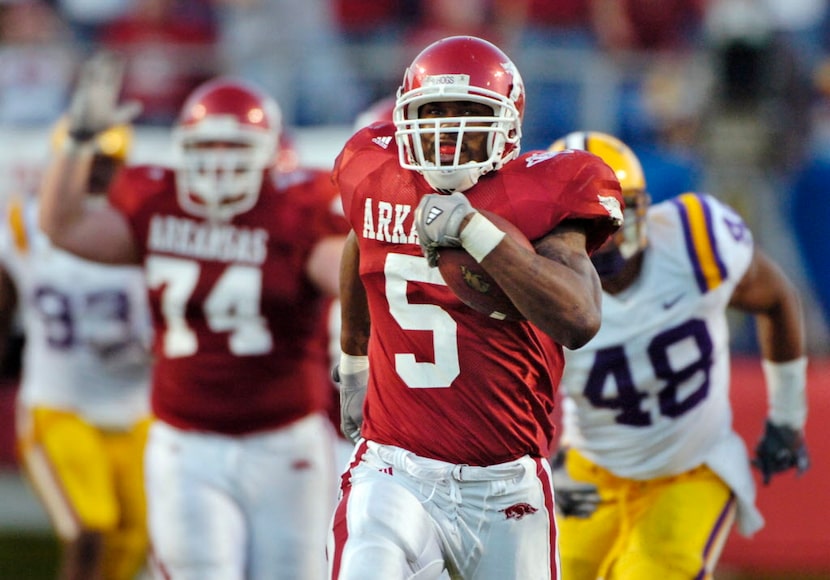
547, 132, 810, 580
0, 120, 153, 580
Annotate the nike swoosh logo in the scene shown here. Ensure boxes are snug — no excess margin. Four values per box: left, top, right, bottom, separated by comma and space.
662, 294, 685, 309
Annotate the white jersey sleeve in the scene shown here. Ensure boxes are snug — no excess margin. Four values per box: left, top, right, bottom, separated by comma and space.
0, 196, 152, 428
560, 192, 763, 535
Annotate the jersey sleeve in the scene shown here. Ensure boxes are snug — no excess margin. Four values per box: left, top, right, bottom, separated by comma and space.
0, 197, 26, 261
509, 150, 624, 253
669, 192, 754, 294
107, 165, 176, 252
108, 165, 175, 215
0, 195, 37, 276
302, 169, 351, 239
333, 123, 398, 227
108, 165, 145, 216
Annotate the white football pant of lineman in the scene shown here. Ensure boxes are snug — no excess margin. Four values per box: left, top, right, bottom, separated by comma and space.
330, 441, 559, 579
145, 413, 336, 579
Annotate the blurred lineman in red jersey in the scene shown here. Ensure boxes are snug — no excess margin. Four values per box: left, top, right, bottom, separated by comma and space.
38, 52, 349, 579
328, 36, 623, 579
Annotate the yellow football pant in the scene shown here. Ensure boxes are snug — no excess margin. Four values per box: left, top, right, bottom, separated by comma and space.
559, 449, 736, 580
17, 407, 151, 580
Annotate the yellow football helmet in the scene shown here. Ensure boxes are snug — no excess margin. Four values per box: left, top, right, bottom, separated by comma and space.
549, 131, 650, 278
50, 117, 133, 162
549, 131, 645, 195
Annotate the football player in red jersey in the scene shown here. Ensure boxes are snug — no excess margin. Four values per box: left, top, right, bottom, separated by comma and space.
328, 36, 624, 579
38, 52, 349, 579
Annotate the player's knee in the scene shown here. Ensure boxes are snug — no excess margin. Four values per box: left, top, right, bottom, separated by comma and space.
339, 521, 440, 578
339, 539, 413, 579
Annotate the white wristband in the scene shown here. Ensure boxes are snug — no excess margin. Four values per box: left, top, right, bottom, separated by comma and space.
459, 212, 506, 263
763, 357, 808, 429
339, 352, 369, 374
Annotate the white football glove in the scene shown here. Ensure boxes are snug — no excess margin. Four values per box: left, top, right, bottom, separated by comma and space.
67, 51, 142, 143
332, 364, 368, 444
414, 192, 475, 267
551, 449, 602, 518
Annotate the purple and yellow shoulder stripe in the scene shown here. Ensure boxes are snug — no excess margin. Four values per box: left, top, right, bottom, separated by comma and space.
7, 196, 28, 254
672, 193, 727, 293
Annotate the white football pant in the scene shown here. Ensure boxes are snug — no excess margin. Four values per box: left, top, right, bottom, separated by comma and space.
329, 441, 560, 579
146, 413, 336, 579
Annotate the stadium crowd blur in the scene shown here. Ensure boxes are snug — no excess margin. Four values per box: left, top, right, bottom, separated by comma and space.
0, 0, 829, 417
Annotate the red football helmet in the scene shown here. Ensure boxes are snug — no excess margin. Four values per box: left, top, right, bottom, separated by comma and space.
173, 77, 282, 221
394, 36, 525, 193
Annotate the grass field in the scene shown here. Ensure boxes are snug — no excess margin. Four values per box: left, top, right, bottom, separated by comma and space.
0, 533, 58, 579
0, 531, 826, 580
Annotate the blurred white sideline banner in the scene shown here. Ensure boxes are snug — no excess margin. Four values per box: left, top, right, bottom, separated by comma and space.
0, 124, 354, 201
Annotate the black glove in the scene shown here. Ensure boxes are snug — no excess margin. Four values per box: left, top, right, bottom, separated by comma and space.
751, 420, 810, 485
551, 449, 601, 518
332, 363, 368, 444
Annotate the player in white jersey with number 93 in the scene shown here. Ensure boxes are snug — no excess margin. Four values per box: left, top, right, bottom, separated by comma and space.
3, 119, 152, 580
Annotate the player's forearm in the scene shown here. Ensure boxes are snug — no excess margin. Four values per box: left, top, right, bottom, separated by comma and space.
308, 235, 347, 297
339, 231, 370, 356
38, 143, 94, 247
755, 282, 805, 362
340, 299, 370, 357
483, 238, 602, 349
38, 145, 136, 264
733, 248, 805, 362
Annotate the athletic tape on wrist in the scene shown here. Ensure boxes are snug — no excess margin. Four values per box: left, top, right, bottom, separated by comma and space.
340, 352, 369, 374
763, 357, 808, 429
460, 212, 506, 263
62, 138, 95, 155
67, 128, 97, 143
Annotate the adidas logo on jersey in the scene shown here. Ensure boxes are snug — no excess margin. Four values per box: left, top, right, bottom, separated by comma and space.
372, 136, 393, 149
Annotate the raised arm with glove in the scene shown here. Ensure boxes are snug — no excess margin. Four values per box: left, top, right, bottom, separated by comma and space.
66, 51, 142, 145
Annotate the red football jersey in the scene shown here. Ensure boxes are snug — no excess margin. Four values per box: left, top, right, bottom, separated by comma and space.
334, 122, 622, 465
109, 166, 349, 434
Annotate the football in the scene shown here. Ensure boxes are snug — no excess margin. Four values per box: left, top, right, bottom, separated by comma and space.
437, 210, 534, 321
